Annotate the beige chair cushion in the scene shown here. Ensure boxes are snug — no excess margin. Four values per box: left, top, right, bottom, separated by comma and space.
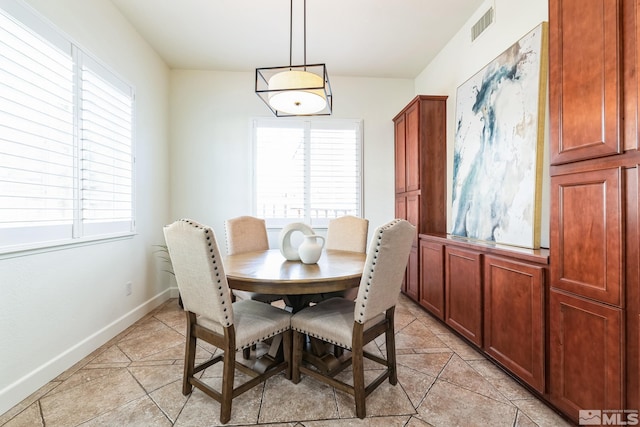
325, 215, 369, 253
198, 299, 291, 350
225, 216, 269, 255
164, 219, 234, 327
354, 219, 415, 324
291, 298, 384, 349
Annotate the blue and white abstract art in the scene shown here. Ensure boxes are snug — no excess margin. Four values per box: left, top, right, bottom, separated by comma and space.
451, 23, 547, 249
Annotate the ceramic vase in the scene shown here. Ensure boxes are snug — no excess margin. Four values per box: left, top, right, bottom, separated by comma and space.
279, 222, 315, 261
298, 234, 325, 264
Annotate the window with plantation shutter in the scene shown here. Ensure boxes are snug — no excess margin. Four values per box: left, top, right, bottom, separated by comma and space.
80, 57, 134, 237
0, 0, 134, 253
253, 118, 362, 228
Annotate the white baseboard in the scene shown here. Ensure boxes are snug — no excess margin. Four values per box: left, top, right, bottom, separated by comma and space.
0, 289, 174, 417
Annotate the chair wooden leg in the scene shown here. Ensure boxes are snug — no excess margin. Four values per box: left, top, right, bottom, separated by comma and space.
220, 344, 235, 424
183, 312, 197, 395
352, 325, 366, 419
385, 312, 398, 385
292, 331, 304, 384
282, 329, 293, 380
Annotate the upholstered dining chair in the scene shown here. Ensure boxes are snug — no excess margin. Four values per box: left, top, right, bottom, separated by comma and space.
290, 219, 415, 419
224, 216, 281, 304
163, 219, 292, 424
325, 215, 369, 253
324, 215, 369, 301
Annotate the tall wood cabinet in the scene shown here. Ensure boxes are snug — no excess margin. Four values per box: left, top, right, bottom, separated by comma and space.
549, 0, 640, 421
393, 96, 447, 300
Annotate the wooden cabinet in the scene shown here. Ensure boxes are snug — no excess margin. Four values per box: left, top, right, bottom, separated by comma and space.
420, 234, 549, 392
549, 0, 621, 165
445, 247, 482, 346
550, 167, 623, 306
419, 239, 444, 320
483, 255, 545, 393
549, 289, 623, 417
549, 0, 640, 421
393, 95, 447, 301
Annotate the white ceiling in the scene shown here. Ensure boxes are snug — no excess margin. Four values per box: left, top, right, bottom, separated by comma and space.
109, 0, 486, 79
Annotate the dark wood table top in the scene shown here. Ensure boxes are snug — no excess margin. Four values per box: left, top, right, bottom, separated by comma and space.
224, 249, 366, 295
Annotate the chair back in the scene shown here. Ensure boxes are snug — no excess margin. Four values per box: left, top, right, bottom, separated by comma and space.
164, 219, 234, 328
225, 216, 269, 255
325, 215, 369, 253
354, 219, 415, 324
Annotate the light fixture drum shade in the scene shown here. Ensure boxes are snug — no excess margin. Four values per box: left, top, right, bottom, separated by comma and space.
268, 70, 327, 115
256, 64, 332, 117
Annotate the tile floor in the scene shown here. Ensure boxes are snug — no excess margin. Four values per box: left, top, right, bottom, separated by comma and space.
0, 295, 573, 426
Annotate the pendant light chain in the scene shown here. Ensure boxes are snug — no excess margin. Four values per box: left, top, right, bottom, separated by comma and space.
288, 0, 307, 69
289, 0, 293, 68
303, 0, 307, 69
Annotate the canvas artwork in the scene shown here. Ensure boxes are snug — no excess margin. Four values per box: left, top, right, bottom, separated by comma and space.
451, 22, 548, 249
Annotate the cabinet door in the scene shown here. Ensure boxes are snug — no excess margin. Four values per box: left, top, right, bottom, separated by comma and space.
445, 247, 482, 346
406, 193, 420, 244
395, 195, 406, 220
405, 101, 420, 192
549, 290, 623, 421
549, 0, 621, 164
419, 239, 445, 320
550, 167, 622, 306
405, 245, 419, 301
483, 255, 545, 393
394, 114, 406, 193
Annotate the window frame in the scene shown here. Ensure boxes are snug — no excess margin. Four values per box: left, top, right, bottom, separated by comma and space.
251, 117, 364, 229
0, 0, 136, 256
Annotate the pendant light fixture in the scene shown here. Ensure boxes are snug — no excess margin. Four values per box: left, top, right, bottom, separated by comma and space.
255, 0, 332, 116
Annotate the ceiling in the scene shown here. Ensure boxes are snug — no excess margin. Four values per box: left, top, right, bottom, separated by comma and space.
109, 0, 486, 79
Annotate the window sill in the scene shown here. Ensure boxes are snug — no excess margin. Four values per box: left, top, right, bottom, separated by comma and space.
0, 232, 137, 260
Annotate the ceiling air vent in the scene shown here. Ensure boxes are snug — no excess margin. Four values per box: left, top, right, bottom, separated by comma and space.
471, 7, 494, 41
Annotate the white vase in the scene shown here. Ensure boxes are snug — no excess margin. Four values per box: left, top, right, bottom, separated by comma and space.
298, 234, 325, 264
279, 222, 315, 261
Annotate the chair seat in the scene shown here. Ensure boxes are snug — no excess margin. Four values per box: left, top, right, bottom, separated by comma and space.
291, 297, 384, 349
198, 299, 291, 350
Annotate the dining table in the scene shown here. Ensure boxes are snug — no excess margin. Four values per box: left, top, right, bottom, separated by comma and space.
224, 248, 367, 373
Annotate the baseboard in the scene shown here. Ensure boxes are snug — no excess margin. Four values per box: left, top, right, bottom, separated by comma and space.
0, 289, 174, 416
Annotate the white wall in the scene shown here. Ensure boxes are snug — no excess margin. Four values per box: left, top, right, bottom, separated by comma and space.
169, 71, 414, 246
415, 0, 550, 247
0, 0, 171, 415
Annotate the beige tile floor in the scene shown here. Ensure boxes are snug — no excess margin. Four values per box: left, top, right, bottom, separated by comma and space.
1, 295, 573, 426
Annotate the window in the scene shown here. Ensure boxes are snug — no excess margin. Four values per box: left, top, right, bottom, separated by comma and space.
0, 1, 134, 253
253, 118, 362, 228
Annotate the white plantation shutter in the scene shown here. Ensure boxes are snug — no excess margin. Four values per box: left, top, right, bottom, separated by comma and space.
0, 1, 135, 252
80, 57, 134, 236
310, 122, 361, 220
0, 8, 75, 246
254, 118, 362, 228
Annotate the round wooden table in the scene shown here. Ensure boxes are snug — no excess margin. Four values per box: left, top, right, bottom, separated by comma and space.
224, 248, 366, 311
224, 248, 366, 373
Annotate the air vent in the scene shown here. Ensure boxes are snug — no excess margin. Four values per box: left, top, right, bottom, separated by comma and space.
471, 7, 494, 41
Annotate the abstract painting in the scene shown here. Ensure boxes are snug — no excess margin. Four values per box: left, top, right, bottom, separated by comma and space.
451, 22, 548, 249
